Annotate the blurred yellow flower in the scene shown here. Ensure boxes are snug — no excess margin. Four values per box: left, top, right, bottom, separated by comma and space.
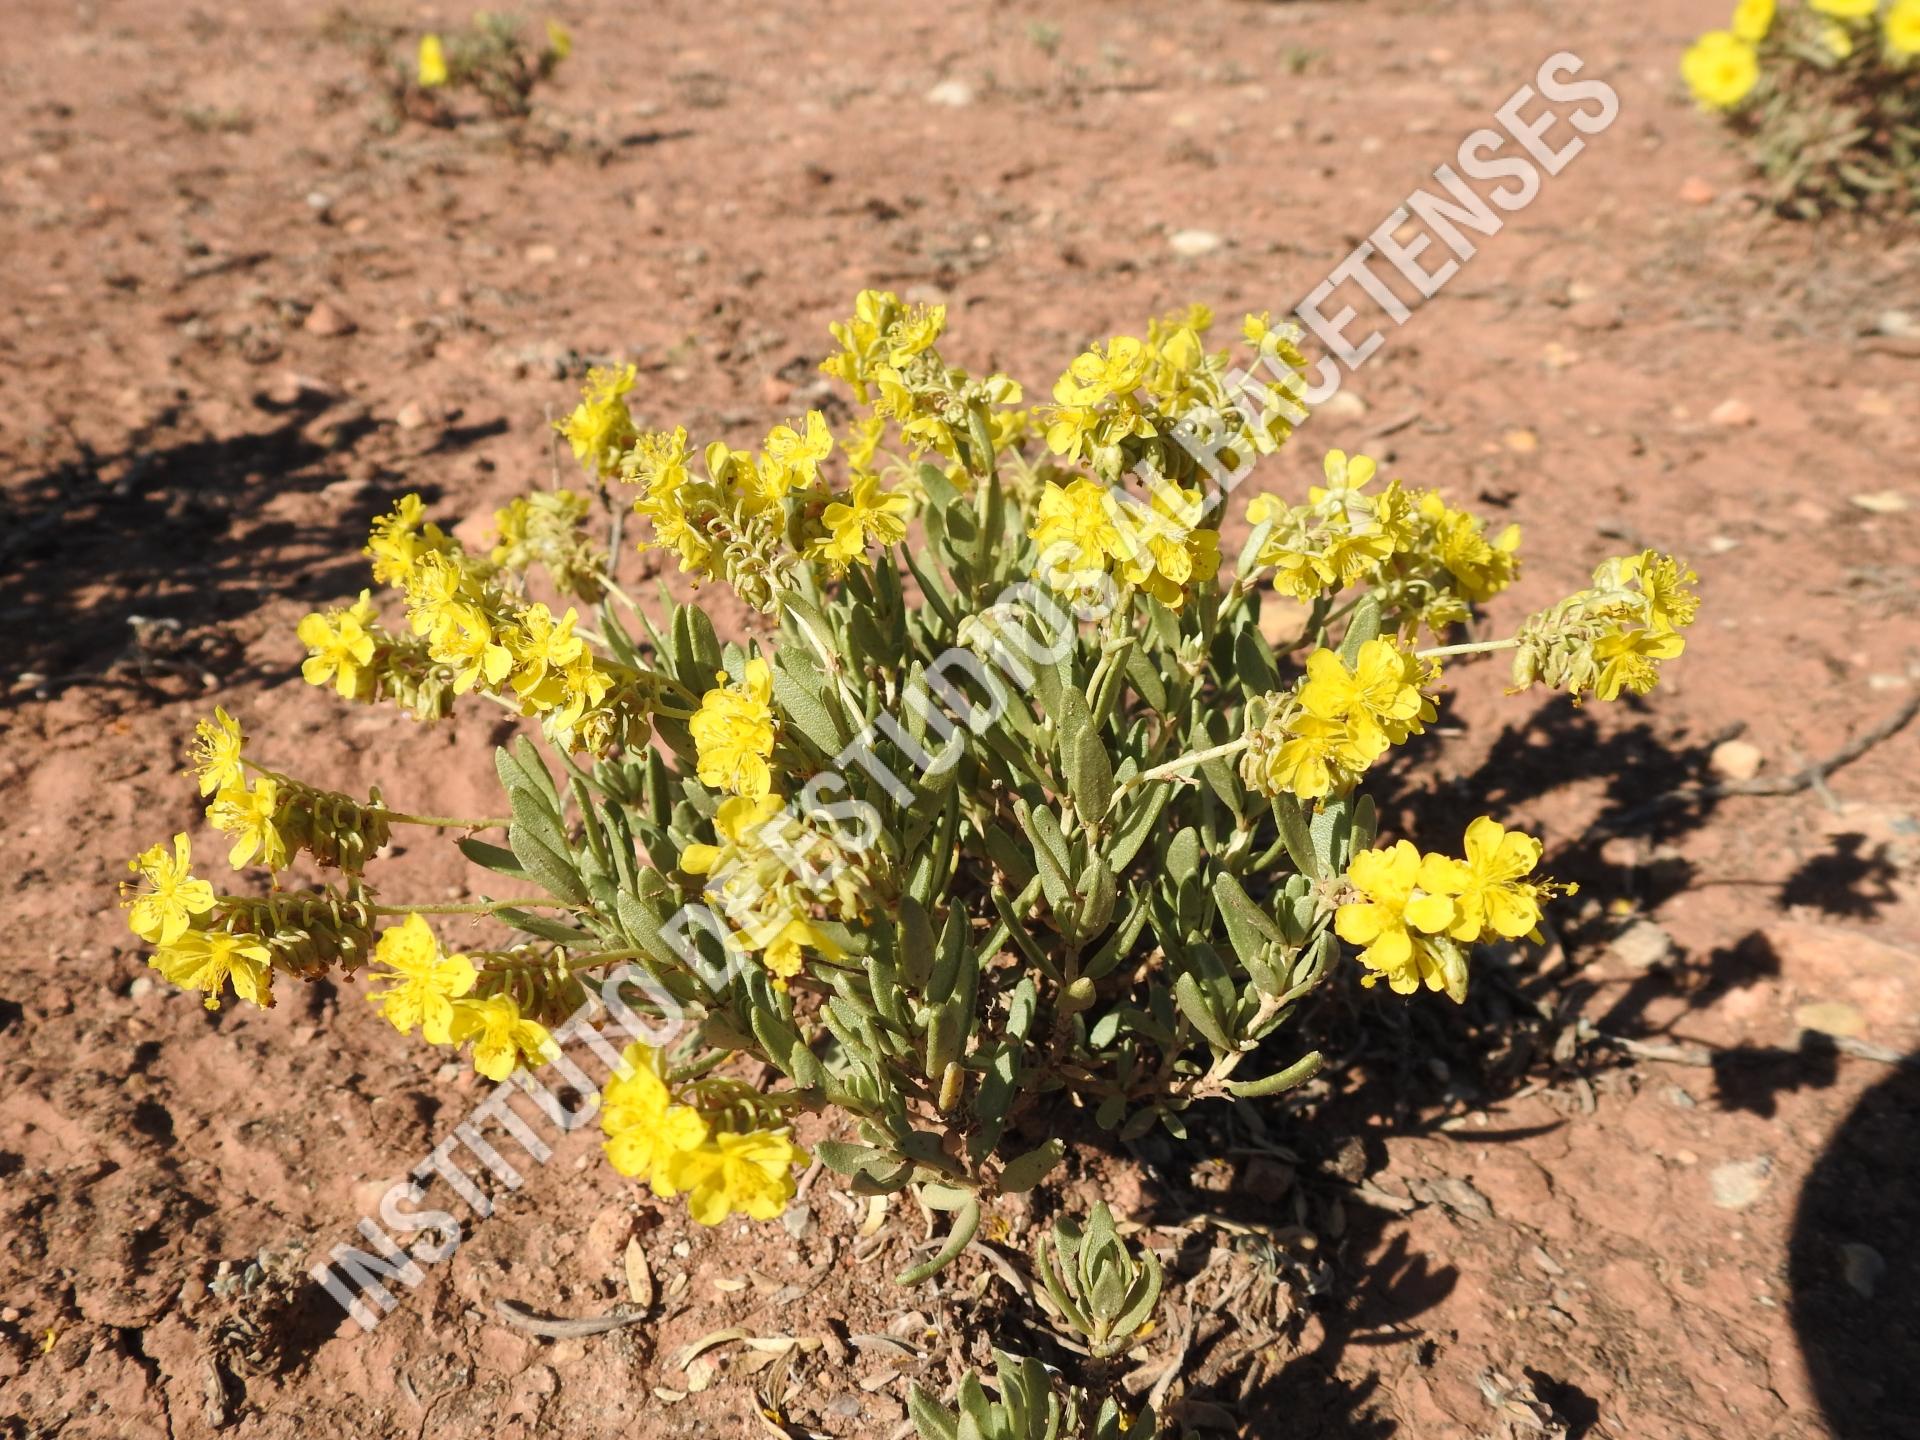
1682, 31, 1760, 109
418, 34, 448, 88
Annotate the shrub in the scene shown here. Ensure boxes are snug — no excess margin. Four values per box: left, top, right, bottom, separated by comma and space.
117, 293, 1695, 1412
1682, 0, 1920, 216
405, 12, 571, 122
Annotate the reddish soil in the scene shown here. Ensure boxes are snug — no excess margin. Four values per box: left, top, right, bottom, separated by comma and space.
3, 1, 1918, 1438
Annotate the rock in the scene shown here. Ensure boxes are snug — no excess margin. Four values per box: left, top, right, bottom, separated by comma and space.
1608, 918, 1676, 972
925, 79, 975, 108
1849, 489, 1910, 515
128, 975, 155, 1000
523, 242, 559, 264
1875, 309, 1919, 339
1679, 176, 1717, 205
1855, 390, 1896, 417
1794, 1001, 1866, 1038
1709, 398, 1754, 428
1503, 428, 1539, 453
1709, 1155, 1773, 1211
394, 400, 432, 431
1709, 739, 1764, 782
1840, 1243, 1886, 1299
302, 300, 356, 337
1566, 299, 1621, 331
1319, 389, 1367, 419
1168, 228, 1224, 258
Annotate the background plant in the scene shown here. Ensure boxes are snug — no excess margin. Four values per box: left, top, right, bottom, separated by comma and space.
1683, 0, 1920, 217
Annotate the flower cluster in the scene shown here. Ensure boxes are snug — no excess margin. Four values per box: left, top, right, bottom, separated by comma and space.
1682, 0, 1920, 216
1246, 449, 1520, 632
364, 915, 556, 1080
1336, 817, 1574, 1001
600, 1043, 808, 1226
681, 794, 883, 980
409, 14, 570, 120
302, 494, 664, 755
1241, 637, 1440, 802
1510, 550, 1699, 703
1028, 475, 1221, 610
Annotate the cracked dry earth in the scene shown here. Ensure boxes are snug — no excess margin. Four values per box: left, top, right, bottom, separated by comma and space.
2, 0, 1918, 1437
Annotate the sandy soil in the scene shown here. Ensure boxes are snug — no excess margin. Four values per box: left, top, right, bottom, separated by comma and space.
3, 0, 1918, 1437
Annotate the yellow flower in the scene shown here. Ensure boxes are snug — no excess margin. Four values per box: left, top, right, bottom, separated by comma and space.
1335, 842, 1464, 1000
1620, 550, 1699, 632
123, 833, 216, 944
557, 364, 638, 478
1030, 478, 1128, 593
188, 707, 246, 798
366, 914, 477, 1044
1885, 0, 1920, 58
681, 793, 786, 876
1299, 639, 1437, 763
1682, 30, 1760, 109
506, 603, 584, 711
1421, 493, 1521, 602
1421, 817, 1565, 943
297, 599, 377, 698
418, 33, 448, 88
761, 916, 844, 979
209, 777, 289, 871
1114, 481, 1221, 610
1824, 21, 1856, 55
545, 18, 573, 59
1593, 626, 1686, 701
1731, 0, 1774, 42
434, 605, 514, 696
813, 473, 912, 564
448, 994, 555, 1081
600, 1044, 710, 1184
690, 658, 777, 798
1809, 0, 1874, 16
366, 494, 450, 589
763, 410, 834, 494
654, 1127, 809, 1225
152, 929, 273, 1011
1056, 337, 1150, 407
1258, 715, 1354, 801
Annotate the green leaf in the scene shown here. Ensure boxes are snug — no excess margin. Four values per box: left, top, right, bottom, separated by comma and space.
897, 1197, 981, 1286
773, 656, 849, 755
898, 896, 936, 992
508, 823, 589, 906
1227, 1049, 1324, 1098
998, 1139, 1065, 1193
1173, 972, 1235, 1053
1064, 718, 1114, 824
455, 837, 534, 886
1166, 827, 1202, 888
1338, 593, 1382, 664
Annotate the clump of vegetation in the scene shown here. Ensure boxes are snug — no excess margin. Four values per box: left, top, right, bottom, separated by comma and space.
1683, 0, 1920, 216
117, 292, 1696, 1431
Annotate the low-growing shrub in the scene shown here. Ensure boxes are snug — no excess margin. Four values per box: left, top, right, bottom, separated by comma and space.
119, 292, 1695, 1422
1683, 0, 1920, 216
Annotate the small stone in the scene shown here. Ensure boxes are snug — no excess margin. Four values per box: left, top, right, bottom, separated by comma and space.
1566, 299, 1621, 332
1849, 490, 1910, 515
1794, 1001, 1866, 1039
1709, 398, 1754, 428
128, 976, 155, 1000
1709, 740, 1764, 782
1855, 390, 1896, 417
1542, 341, 1581, 370
1608, 918, 1676, 972
1709, 1155, 1774, 1211
1840, 1243, 1886, 1299
1679, 176, 1717, 205
1503, 428, 1539, 453
1320, 389, 1367, 419
394, 400, 432, 431
925, 79, 975, 108
303, 300, 356, 337
1168, 228, 1225, 258
524, 242, 559, 264
1875, 309, 1919, 339
1706, 535, 1740, 554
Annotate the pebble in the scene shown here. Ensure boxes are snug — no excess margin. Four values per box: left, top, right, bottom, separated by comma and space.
1875, 309, 1918, 339
1168, 228, 1224, 257
1319, 389, 1367, 419
1709, 739, 1764, 782
1503, 428, 1539, 453
524, 242, 559, 264
1709, 398, 1754, 428
925, 79, 975, 108
1566, 299, 1621, 332
1849, 490, 1910, 515
302, 300, 356, 337
128, 976, 155, 1000
1608, 918, 1676, 972
1840, 1243, 1886, 1299
1793, 1001, 1866, 1038
394, 400, 432, 431
1709, 1155, 1774, 1211
1679, 176, 1717, 205
1854, 390, 1895, 417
